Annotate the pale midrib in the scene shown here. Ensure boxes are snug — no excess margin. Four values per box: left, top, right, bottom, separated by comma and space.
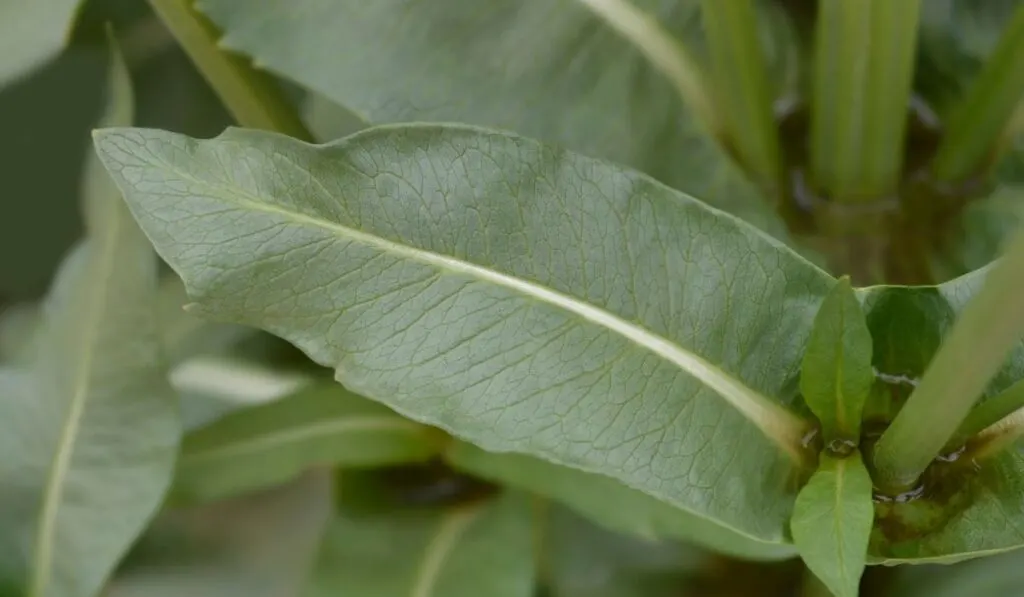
199, 187, 808, 459
181, 417, 422, 466
833, 461, 848, 591
409, 506, 481, 597
30, 208, 124, 596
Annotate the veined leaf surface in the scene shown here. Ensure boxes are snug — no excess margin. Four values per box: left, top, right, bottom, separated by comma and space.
94, 124, 833, 544
0, 42, 179, 597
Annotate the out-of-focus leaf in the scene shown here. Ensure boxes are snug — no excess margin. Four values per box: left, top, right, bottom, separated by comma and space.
0, 41, 179, 597
95, 124, 834, 546
197, 0, 801, 240
172, 382, 442, 503
0, 0, 84, 88
0, 303, 41, 363
887, 548, 1024, 596
447, 442, 797, 561
107, 470, 331, 597
545, 506, 705, 597
305, 492, 535, 597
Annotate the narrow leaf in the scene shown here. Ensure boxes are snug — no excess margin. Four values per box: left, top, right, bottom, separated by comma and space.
94, 124, 832, 543
931, 5, 1024, 183
800, 277, 873, 443
790, 452, 874, 597
172, 382, 442, 503
952, 378, 1024, 446
0, 41, 179, 597
305, 492, 535, 597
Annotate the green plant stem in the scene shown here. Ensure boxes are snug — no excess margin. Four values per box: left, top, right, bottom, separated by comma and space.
810, 0, 921, 202
575, 0, 719, 135
931, 5, 1024, 184
949, 379, 1024, 448
873, 227, 1024, 492
967, 407, 1024, 462
146, 0, 313, 142
700, 0, 782, 190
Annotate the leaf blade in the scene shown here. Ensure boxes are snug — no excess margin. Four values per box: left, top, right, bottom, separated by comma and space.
306, 492, 535, 597
0, 40, 180, 597
173, 382, 442, 503
790, 453, 873, 597
800, 276, 873, 442
94, 123, 832, 543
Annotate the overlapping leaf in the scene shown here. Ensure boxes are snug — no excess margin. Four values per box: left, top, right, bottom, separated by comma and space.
196, 0, 798, 239
94, 124, 835, 545
0, 42, 179, 597
0, 0, 83, 88
172, 382, 442, 503
305, 492, 535, 597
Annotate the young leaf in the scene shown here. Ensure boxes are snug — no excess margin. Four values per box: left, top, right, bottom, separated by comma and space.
0, 0, 83, 88
172, 382, 442, 503
94, 124, 833, 544
305, 492, 535, 597
107, 471, 331, 597
0, 41, 180, 597
790, 452, 874, 597
447, 441, 796, 561
195, 0, 798, 240
800, 277, 873, 443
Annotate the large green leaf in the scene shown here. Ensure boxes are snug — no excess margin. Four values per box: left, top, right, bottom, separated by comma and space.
196, 0, 797, 238
447, 441, 796, 561
172, 382, 442, 503
305, 492, 535, 597
0, 43, 179, 597
107, 471, 331, 597
94, 124, 834, 545
0, 0, 83, 88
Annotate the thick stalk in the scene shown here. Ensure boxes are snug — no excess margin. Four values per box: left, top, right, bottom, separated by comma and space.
700, 0, 782, 189
873, 227, 1024, 492
810, 0, 921, 202
931, 5, 1024, 184
147, 0, 313, 141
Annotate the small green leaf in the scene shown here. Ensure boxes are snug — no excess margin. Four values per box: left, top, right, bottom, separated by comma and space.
800, 277, 873, 443
0, 39, 179, 597
447, 441, 796, 561
790, 452, 874, 597
107, 471, 332, 597
94, 124, 833, 544
172, 382, 442, 503
0, 0, 84, 88
305, 492, 535, 597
